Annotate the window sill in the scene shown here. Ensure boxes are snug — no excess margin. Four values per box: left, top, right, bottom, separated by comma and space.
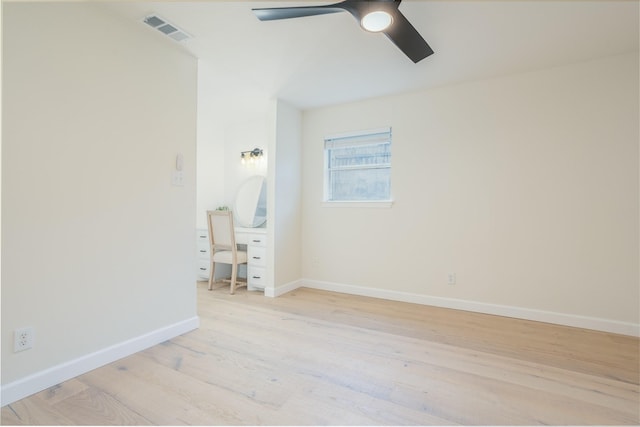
321, 200, 394, 208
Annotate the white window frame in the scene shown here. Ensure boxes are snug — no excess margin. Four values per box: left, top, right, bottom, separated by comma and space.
323, 127, 393, 208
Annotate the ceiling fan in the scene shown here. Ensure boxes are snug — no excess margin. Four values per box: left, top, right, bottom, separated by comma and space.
252, 0, 434, 63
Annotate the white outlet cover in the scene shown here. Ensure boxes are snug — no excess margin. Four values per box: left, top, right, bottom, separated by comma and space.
14, 327, 34, 352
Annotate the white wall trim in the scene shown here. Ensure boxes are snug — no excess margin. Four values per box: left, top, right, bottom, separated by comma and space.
265, 279, 304, 298
301, 279, 639, 337
1, 316, 199, 406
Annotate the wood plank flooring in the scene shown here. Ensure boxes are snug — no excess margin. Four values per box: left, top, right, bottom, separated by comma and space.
2, 282, 639, 425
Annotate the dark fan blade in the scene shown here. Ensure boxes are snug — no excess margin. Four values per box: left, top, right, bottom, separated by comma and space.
383, 8, 433, 63
253, 5, 345, 21
252, 0, 433, 64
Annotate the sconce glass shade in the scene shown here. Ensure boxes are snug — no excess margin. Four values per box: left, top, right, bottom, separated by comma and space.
240, 148, 264, 165
361, 11, 392, 32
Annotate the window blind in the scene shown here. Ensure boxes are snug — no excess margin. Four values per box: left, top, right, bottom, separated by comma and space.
324, 127, 391, 149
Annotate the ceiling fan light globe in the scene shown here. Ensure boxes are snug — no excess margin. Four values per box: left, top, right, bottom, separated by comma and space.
361, 11, 392, 32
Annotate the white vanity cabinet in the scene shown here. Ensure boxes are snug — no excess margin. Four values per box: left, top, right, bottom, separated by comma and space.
235, 228, 267, 291
196, 228, 211, 280
246, 234, 267, 290
197, 226, 267, 292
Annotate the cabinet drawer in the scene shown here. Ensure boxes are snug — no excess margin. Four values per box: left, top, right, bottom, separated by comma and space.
197, 259, 210, 280
247, 265, 266, 289
248, 246, 267, 267
196, 229, 209, 242
248, 234, 267, 247
196, 242, 209, 260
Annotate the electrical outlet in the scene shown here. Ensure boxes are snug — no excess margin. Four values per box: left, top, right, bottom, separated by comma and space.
447, 273, 456, 285
14, 327, 34, 352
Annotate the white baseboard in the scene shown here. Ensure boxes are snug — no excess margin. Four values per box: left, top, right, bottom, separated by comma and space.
265, 279, 303, 298
1, 316, 199, 406
301, 279, 639, 337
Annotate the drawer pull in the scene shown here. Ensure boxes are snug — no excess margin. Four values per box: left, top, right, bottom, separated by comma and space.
252, 276, 261, 279
252, 239, 262, 243
199, 267, 207, 271
199, 250, 207, 253
253, 256, 261, 260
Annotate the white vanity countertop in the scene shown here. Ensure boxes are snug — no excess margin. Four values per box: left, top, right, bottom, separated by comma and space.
235, 227, 267, 234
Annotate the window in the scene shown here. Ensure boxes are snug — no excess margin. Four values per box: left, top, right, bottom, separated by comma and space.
324, 127, 392, 203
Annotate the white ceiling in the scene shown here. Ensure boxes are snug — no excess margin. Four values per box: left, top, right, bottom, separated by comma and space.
106, 1, 639, 116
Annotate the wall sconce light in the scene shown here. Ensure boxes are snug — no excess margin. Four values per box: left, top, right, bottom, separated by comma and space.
240, 148, 264, 165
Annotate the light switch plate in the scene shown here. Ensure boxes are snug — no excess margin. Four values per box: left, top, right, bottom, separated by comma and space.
171, 171, 184, 186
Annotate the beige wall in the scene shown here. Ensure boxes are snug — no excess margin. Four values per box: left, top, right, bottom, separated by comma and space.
222, 116, 269, 209
301, 52, 639, 326
196, 60, 226, 229
272, 100, 302, 291
2, 2, 198, 387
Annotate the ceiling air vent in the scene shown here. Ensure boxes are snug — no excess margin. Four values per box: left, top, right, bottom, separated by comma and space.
143, 15, 191, 42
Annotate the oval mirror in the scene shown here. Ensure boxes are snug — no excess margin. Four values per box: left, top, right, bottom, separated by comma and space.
234, 175, 267, 228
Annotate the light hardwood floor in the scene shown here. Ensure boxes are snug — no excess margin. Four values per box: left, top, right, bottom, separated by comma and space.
2, 283, 639, 425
